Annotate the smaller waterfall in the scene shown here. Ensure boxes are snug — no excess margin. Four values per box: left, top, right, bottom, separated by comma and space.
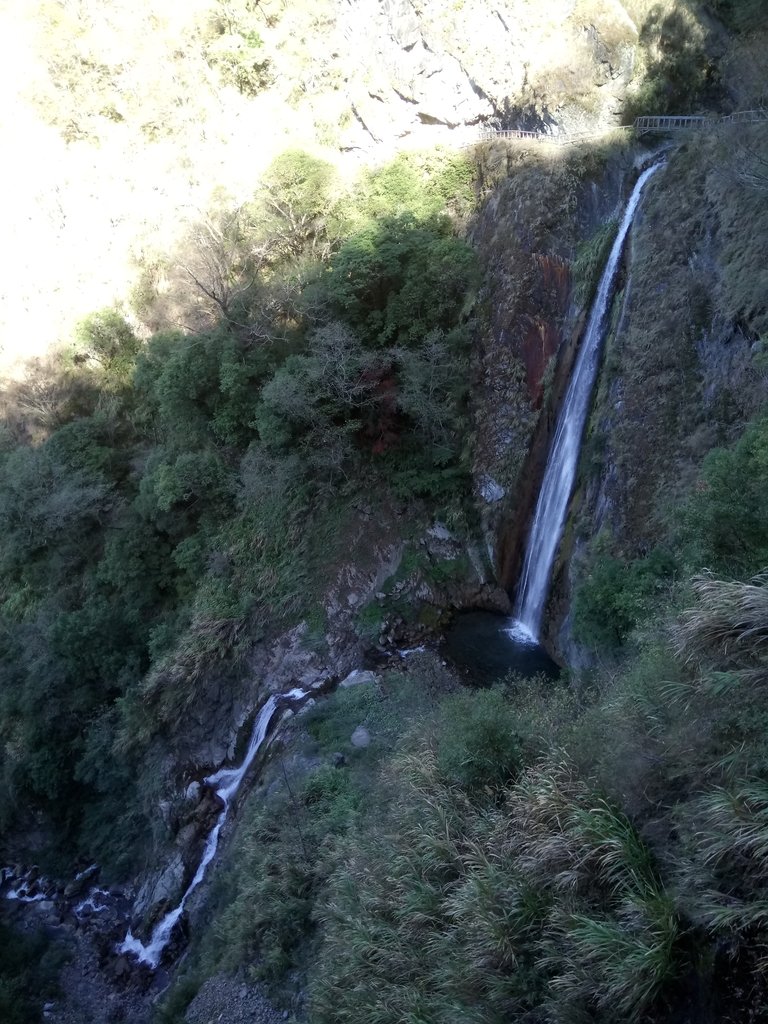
510, 163, 663, 642
120, 687, 306, 968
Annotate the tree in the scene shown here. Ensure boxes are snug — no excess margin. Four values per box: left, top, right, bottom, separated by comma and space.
203, 0, 273, 96
258, 150, 340, 261
75, 310, 140, 380
255, 323, 380, 474
395, 328, 467, 458
176, 204, 276, 326
324, 214, 477, 349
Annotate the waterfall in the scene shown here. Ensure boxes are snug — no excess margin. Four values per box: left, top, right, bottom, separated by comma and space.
119, 687, 306, 968
509, 163, 662, 643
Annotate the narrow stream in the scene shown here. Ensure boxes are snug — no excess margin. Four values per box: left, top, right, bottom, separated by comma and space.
119, 687, 306, 967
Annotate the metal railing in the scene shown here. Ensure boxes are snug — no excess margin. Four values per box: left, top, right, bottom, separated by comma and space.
477, 108, 767, 145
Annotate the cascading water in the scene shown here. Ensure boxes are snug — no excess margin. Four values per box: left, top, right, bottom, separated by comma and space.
119, 687, 306, 968
509, 162, 663, 643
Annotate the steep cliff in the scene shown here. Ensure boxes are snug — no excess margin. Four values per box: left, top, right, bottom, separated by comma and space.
3, 3, 768, 1023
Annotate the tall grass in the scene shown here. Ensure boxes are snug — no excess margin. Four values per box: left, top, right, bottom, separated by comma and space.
310, 749, 679, 1023
675, 571, 768, 663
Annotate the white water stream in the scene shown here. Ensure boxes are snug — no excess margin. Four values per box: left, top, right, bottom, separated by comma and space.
119, 687, 306, 967
508, 163, 662, 643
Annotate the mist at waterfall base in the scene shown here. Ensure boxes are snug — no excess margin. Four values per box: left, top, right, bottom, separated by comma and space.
446, 164, 662, 682
444, 610, 559, 684
119, 688, 306, 968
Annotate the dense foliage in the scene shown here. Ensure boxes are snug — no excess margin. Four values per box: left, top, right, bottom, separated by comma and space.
0, 147, 478, 875
170, 543, 768, 1024
0, 922, 64, 1024
4, 6, 768, 1021
155, 106, 768, 1024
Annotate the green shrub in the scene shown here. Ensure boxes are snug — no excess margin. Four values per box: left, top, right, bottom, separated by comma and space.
434, 689, 539, 795
704, 0, 768, 32
573, 547, 676, 649
572, 219, 618, 308
624, 6, 716, 122
200, 763, 363, 986
324, 214, 477, 350
676, 417, 768, 575
154, 973, 204, 1024
74, 309, 141, 387
355, 600, 385, 643
0, 922, 65, 1024
351, 148, 476, 225
258, 150, 339, 257
203, 1, 272, 96
309, 752, 678, 1024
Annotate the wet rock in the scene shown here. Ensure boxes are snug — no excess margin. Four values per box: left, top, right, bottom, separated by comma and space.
427, 522, 453, 541
175, 823, 199, 852
184, 781, 201, 803
479, 475, 505, 503
133, 853, 185, 925
351, 726, 371, 749
191, 790, 224, 835
113, 956, 129, 979
64, 865, 99, 900
445, 582, 512, 615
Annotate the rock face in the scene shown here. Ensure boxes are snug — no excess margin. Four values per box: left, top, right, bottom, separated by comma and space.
469, 143, 634, 572
126, 500, 410, 933
185, 975, 284, 1024
553, 137, 768, 661
132, 853, 185, 926
260, 0, 641, 156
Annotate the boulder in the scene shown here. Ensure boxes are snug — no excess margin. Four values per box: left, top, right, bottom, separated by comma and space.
175, 823, 199, 852
112, 957, 129, 980
479, 475, 505, 503
350, 726, 371, 749
427, 522, 453, 541
64, 863, 99, 899
184, 781, 201, 803
339, 669, 377, 689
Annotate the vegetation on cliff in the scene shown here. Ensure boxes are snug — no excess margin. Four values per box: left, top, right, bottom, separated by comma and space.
0, 146, 478, 878
2, 2, 768, 1023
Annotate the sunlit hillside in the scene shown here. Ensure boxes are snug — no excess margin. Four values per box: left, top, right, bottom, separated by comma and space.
0, 0, 320, 369
0, 0, 663, 371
